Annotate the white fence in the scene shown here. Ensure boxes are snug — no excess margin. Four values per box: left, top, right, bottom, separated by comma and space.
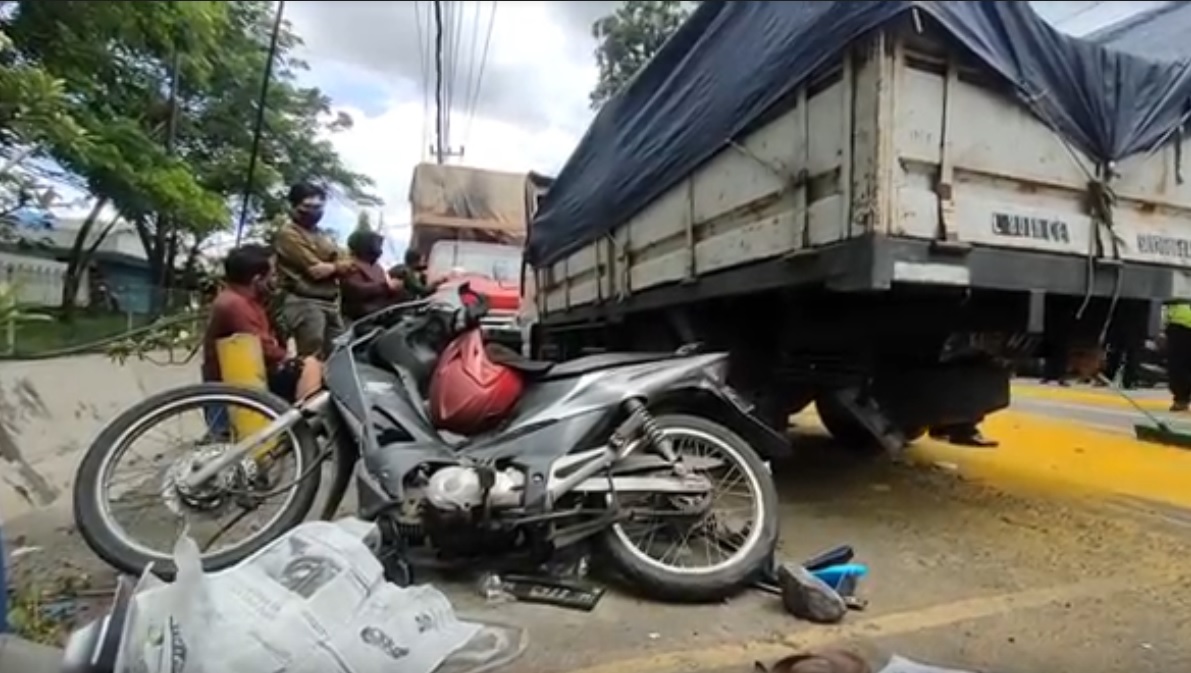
0, 251, 87, 307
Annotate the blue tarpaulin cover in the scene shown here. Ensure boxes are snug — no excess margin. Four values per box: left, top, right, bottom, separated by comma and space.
528, 1, 1191, 266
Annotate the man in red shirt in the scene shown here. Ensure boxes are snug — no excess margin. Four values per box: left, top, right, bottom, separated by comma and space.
202, 244, 322, 402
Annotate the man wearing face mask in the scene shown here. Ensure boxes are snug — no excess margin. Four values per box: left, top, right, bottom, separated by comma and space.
340, 228, 404, 322
201, 244, 323, 403
273, 181, 350, 358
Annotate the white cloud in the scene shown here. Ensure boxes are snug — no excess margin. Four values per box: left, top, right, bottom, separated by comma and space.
323, 98, 581, 248
289, 1, 600, 256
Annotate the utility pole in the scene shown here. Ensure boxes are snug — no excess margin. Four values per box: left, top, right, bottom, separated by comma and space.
431, 0, 463, 163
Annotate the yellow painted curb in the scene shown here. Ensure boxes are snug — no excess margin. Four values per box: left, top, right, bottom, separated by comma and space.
1011, 382, 1169, 412
910, 409, 1191, 510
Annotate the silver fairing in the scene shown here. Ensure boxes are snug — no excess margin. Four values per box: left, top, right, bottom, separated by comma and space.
334, 346, 728, 508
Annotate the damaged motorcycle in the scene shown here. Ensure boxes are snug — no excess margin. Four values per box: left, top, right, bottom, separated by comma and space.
73, 285, 783, 602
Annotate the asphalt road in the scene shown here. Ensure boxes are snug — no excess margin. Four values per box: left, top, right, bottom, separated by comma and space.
6, 382, 1191, 673
1011, 381, 1181, 436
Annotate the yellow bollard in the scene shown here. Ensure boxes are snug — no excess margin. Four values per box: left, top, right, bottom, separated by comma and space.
215, 333, 278, 459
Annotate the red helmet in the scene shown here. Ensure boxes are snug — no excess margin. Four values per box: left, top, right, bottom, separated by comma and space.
429, 329, 524, 435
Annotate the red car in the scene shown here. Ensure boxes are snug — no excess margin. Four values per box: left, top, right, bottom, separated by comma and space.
426, 240, 524, 347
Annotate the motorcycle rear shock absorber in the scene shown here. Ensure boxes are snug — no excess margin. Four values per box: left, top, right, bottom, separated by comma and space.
621, 399, 683, 470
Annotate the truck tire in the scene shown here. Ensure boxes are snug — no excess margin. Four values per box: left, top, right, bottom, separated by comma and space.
816, 396, 922, 453
902, 426, 927, 442
814, 396, 880, 453
753, 390, 814, 433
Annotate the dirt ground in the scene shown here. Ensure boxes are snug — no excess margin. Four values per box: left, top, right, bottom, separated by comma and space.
7, 417, 1190, 673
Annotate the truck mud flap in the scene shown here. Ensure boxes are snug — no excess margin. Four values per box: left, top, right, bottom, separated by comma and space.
821, 388, 908, 455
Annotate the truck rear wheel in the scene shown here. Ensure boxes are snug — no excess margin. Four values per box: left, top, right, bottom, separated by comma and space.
754, 390, 814, 434
815, 395, 924, 453
814, 396, 879, 453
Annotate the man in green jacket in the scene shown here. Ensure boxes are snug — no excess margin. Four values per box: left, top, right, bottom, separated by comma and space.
272, 182, 350, 358
389, 248, 447, 302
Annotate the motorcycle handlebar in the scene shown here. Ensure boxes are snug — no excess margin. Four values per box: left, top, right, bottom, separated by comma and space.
337, 283, 493, 352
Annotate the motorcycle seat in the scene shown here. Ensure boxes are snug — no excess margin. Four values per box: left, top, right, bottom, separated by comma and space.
485, 343, 555, 377
485, 345, 676, 381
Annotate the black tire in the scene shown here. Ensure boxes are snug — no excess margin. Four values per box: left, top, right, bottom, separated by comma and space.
600, 414, 780, 603
901, 425, 927, 443
73, 383, 321, 579
754, 389, 814, 433
814, 395, 881, 453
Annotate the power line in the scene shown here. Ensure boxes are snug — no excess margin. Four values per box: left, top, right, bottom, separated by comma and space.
414, 1, 431, 159
445, 1, 466, 154
433, 0, 446, 163
464, 2, 498, 150
235, 0, 288, 244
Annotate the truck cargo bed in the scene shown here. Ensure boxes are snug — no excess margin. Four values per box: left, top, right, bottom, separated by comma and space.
535, 23, 1191, 321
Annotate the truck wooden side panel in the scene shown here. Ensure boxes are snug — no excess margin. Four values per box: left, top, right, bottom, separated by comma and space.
536, 27, 1191, 318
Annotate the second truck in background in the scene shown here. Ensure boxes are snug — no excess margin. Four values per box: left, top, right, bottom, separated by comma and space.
406, 162, 550, 348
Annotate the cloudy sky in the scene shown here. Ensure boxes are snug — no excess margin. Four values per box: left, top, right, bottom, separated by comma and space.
285, 0, 613, 257
286, 0, 1170, 258
27, 1, 1173, 262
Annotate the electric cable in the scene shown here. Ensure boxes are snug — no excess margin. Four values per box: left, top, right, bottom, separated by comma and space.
414, 1, 432, 159
433, 0, 447, 162
463, 2, 498, 150
235, 0, 288, 245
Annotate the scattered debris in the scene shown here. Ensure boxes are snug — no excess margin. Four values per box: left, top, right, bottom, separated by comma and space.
754, 545, 870, 623
5, 571, 111, 646
756, 649, 871, 673
776, 563, 847, 624
8, 546, 41, 561
876, 655, 979, 673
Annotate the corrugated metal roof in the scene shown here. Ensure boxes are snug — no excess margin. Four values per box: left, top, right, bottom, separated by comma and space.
1086, 2, 1191, 61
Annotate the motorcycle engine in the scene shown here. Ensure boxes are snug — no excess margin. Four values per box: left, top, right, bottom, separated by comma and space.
425, 466, 525, 512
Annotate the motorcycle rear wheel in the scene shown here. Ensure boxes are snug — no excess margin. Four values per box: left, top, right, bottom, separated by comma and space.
601, 413, 779, 603
73, 383, 321, 578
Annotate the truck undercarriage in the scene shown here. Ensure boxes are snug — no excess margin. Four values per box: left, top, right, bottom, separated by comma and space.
534, 234, 1165, 451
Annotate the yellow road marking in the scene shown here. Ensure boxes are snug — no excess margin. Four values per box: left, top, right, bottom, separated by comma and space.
564, 575, 1156, 673
910, 409, 1191, 510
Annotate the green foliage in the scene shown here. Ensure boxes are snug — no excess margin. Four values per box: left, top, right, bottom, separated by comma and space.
1, 1, 380, 319
7, 572, 96, 646
0, 26, 85, 154
590, 1, 695, 110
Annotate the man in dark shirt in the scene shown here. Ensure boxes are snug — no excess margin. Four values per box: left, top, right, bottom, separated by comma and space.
202, 244, 322, 403
340, 229, 403, 322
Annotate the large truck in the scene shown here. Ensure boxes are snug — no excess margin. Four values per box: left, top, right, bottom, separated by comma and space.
524, 2, 1191, 452
407, 163, 550, 347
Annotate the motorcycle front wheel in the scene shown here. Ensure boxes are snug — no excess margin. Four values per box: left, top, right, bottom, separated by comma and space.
73, 383, 322, 578
601, 413, 779, 603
